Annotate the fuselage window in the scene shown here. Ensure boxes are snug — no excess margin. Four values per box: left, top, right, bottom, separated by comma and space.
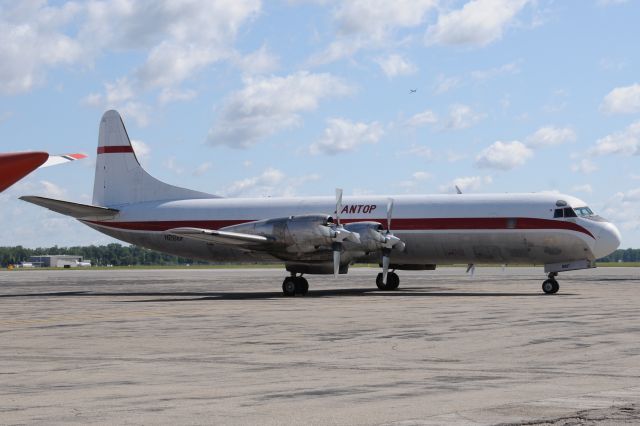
574, 207, 594, 217
554, 208, 564, 218
563, 207, 577, 218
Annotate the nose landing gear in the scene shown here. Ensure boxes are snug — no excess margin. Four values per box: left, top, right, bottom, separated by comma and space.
542, 272, 559, 294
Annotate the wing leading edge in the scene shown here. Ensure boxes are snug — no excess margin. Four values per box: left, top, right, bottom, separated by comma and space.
168, 227, 270, 247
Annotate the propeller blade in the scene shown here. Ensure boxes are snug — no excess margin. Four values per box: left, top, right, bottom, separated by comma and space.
335, 188, 343, 226
386, 198, 394, 232
455, 185, 463, 194
382, 252, 390, 284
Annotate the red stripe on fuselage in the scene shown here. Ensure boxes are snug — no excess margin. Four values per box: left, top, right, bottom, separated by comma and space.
84, 217, 595, 238
97, 146, 134, 154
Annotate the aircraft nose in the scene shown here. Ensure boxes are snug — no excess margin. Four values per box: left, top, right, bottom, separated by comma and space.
594, 221, 622, 259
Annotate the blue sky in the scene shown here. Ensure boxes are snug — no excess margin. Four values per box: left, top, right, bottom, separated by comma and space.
1, 0, 639, 248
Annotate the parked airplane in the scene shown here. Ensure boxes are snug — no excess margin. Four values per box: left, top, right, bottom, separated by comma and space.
0, 151, 86, 193
21, 110, 621, 296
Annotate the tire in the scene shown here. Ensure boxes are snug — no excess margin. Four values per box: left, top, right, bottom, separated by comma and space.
387, 272, 400, 290
376, 273, 387, 290
282, 277, 296, 297
542, 279, 557, 294
294, 277, 309, 296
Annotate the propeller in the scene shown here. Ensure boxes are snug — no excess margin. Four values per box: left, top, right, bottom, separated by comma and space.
380, 198, 405, 284
331, 188, 360, 278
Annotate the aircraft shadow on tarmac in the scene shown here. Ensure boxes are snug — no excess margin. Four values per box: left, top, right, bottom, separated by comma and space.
0, 287, 572, 302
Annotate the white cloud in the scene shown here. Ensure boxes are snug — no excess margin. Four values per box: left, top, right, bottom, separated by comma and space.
375, 54, 417, 78
193, 162, 213, 177
589, 121, 640, 156
233, 45, 280, 75
406, 110, 438, 127
39, 180, 67, 199
158, 88, 197, 105
222, 168, 320, 197
310, 118, 384, 155
434, 74, 461, 94
526, 126, 576, 148
308, 0, 437, 65
600, 191, 640, 234
446, 104, 486, 129
0, 2, 84, 94
208, 72, 352, 148
82, 77, 150, 126
571, 159, 598, 174
475, 141, 533, 170
425, 0, 530, 47
572, 184, 593, 194
130, 140, 151, 166
621, 188, 640, 202
1, 1, 261, 98
601, 83, 640, 114
439, 176, 493, 193
398, 171, 432, 192
164, 156, 184, 175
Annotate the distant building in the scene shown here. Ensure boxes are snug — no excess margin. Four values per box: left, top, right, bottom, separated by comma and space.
27, 255, 92, 268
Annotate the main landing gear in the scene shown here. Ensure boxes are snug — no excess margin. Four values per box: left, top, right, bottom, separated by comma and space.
282, 274, 309, 297
376, 271, 400, 291
542, 272, 559, 294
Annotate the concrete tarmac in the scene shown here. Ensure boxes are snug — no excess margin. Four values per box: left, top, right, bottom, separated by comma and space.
0, 267, 639, 425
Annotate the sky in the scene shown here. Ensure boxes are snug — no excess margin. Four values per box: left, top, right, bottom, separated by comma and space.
0, 0, 639, 248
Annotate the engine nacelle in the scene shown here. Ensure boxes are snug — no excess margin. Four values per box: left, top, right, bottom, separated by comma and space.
344, 221, 386, 252
222, 214, 335, 253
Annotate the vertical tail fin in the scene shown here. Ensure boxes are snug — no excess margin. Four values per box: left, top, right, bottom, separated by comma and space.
93, 110, 218, 207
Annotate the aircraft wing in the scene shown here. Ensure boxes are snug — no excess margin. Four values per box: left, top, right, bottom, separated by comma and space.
20, 196, 119, 220
39, 153, 87, 168
168, 227, 271, 247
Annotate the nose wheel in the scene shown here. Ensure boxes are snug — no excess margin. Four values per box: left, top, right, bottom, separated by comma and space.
542, 272, 559, 294
282, 275, 309, 297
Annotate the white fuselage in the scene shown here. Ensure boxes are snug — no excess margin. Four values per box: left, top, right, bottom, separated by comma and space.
81, 193, 620, 269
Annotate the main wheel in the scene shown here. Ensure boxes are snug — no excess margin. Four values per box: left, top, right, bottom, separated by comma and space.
376, 273, 387, 290
376, 272, 400, 291
294, 277, 309, 296
542, 279, 559, 294
282, 277, 296, 297
387, 272, 400, 290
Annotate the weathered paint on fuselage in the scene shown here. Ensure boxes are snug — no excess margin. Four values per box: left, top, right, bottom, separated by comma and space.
81, 192, 614, 269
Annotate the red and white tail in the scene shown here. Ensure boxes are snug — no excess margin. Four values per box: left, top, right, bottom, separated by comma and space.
93, 110, 217, 207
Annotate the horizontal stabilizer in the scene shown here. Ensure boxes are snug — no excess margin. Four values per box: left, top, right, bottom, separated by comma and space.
20, 196, 119, 220
168, 227, 269, 247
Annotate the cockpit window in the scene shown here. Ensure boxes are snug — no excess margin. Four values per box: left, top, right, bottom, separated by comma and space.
563, 207, 577, 218
554, 208, 564, 218
574, 206, 594, 217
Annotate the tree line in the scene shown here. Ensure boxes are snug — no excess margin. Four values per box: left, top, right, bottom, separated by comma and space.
0, 245, 638, 268
0, 244, 210, 267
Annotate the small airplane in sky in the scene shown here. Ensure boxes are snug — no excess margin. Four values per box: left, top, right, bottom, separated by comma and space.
21, 110, 621, 296
409, 89, 417, 93
0, 152, 86, 193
